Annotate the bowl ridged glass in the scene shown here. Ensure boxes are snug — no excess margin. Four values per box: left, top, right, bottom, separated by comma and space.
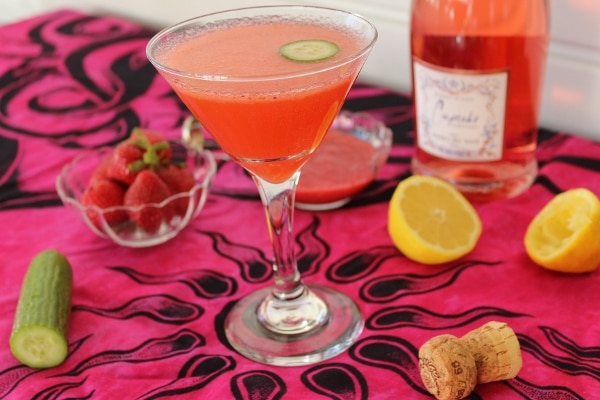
56, 141, 216, 248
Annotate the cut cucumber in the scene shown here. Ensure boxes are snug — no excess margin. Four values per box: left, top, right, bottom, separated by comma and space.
10, 250, 73, 369
279, 39, 339, 62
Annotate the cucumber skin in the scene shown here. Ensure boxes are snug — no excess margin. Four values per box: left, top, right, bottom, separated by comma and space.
10, 250, 73, 368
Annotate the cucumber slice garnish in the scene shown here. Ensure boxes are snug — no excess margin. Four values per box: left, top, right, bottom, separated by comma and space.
279, 40, 339, 62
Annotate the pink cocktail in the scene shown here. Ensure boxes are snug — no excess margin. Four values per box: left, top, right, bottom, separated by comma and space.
147, 6, 377, 366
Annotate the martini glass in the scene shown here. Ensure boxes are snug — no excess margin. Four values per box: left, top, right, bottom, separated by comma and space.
147, 6, 377, 366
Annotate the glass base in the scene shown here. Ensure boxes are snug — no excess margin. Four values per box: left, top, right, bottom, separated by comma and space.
224, 284, 363, 366
412, 157, 537, 202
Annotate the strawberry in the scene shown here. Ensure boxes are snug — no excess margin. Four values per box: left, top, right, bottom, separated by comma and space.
90, 155, 112, 186
156, 164, 197, 216
124, 169, 174, 233
106, 141, 145, 185
81, 178, 127, 230
105, 129, 172, 185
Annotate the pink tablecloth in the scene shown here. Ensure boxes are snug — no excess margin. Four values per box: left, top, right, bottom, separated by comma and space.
1, 9, 599, 400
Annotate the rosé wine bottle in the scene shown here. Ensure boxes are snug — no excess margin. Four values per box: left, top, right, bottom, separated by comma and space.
410, 0, 550, 202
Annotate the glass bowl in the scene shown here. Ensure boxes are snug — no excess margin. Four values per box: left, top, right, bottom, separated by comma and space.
295, 111, 393, 211
56, 140, 217, 247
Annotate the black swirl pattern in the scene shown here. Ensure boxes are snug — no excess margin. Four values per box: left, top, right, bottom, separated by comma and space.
301, 363, 369, 400
231, 370, 286, 400
72, 294, 205, 325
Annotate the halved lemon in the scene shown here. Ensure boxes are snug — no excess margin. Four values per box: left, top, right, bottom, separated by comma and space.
388, 175, 482, 265
524, 188, 600, 273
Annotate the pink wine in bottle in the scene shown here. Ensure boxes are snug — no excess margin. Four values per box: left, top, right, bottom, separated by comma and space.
410, 0, 550, 201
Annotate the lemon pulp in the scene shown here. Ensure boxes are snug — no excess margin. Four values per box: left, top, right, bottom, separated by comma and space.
388, 175, 482, 265
525, 188, 600, 273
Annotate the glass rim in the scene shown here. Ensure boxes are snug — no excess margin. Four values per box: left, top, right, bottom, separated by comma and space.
146, 5, 378, 83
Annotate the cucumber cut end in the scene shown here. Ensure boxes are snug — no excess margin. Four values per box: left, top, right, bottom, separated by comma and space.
279, 39, 339, 62
10, 325, 68, 369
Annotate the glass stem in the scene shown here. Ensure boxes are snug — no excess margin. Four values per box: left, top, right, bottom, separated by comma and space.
253, 172, 304, 299
253, 172, 329, 335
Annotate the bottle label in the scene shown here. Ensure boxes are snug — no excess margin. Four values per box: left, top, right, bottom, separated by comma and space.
413, 59, 508, 161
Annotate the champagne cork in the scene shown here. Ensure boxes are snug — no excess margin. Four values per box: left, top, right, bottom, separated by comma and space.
418, 322, 522, 400
418, 334, 478, 400
461, 321, 522, 383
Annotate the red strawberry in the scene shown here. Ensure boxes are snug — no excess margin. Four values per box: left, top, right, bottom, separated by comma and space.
129, 128, 172, 164
156, 164, 197, 216
124, 170, 174, 233
90, 155, 112, 186
106, 141, 145, 185
81, 178, 127, 230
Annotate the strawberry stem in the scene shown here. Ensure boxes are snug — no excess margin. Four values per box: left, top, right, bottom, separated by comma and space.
128, 159, 147, 172
127, 128, 171, 171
